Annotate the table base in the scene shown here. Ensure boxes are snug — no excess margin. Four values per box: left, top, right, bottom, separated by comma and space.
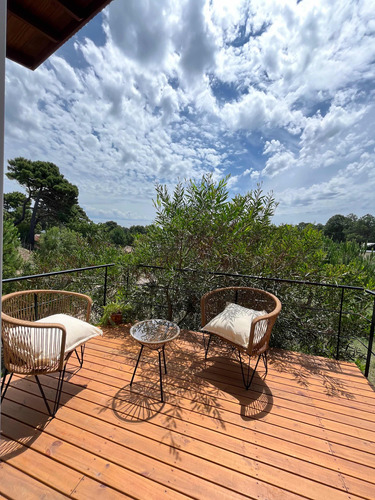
130, 344, 168, 402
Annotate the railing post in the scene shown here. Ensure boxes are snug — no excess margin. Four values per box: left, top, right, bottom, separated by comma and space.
103, 266, 108, 306
365, 295, 375, 378
336, 287, 345, 360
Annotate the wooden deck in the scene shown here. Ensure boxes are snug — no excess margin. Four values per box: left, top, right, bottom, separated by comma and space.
1, 327, 375, 499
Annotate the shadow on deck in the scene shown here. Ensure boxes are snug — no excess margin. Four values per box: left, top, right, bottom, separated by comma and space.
1, 326, 375, 499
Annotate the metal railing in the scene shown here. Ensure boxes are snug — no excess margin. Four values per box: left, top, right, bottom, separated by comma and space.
3, 264, 115, 307
133, 264, 375, 381
2, 263, 374, 381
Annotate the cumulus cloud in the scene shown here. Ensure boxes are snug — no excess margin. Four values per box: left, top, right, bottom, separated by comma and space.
4, 0, 375, 226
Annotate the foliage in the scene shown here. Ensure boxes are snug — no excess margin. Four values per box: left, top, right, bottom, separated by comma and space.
133, 174, 276, 271
255, 224, 327, 279
6, 157, 80, 248
98, 300, 135, 326
130, 175, 278, 322
2, 219, 22, 279
323, 239, 375, 289
31, 226, 121, 273
99, 221, 148, 247
324, 213, 375, 244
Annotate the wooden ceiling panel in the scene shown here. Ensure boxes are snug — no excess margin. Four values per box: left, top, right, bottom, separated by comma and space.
6, 0, 113, 70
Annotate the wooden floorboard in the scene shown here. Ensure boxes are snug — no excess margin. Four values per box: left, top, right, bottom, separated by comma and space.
1, 327, 375, 499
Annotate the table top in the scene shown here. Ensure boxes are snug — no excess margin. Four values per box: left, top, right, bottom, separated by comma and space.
130, 319, 180, 345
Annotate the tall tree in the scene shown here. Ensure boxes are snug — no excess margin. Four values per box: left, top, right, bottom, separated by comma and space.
323, 214, 348, 242
6, 157, 79, 249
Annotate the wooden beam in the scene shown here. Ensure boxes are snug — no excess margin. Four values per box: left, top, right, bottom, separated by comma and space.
57, 0, 112, 22
55, 0, 85, 21
6, 47, 35, 70
8, 0, 63, 44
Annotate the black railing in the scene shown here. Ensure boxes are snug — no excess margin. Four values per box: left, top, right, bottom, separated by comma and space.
134, 264, 375, 381
365, 290, 375, 378
3, 264, 115, 307
2, 263, 374, 381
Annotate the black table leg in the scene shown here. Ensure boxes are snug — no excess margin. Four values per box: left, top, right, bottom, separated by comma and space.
158, 348, 164, 401
130, 344, 144, 386
162, 345, 167, 374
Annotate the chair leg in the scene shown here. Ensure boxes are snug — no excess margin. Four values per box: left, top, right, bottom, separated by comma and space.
262, 352, 268, 375
238, 352, 262, 390
1, 369, 13, 402
35, 364, 67, 417
74, 344, 85, 368
204, 333, 212, 359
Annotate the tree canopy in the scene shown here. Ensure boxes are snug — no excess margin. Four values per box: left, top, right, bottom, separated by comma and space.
324, 213, 375, 244
6, 157, 80, 248
133, 175, 277, 273
2, 219, 22, 279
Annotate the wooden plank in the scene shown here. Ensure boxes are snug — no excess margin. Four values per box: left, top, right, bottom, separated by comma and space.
72, 360, 375, 451
1, 411, 191, 500
78, 349, 375, 431
70, 475, 136, 499
84, 337, 375, 409
2, 335, 375, 500
89, 336, 373, 394
2, 397, 296, 500
62, 371, 375, 482
54, 367, 375, 469
0, 435, 84, 496
38, 362, 375, 465
0, 461, 69, 499
4, 378, 375, 499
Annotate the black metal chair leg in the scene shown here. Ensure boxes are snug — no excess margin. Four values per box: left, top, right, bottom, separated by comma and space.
204, 333, 212, 359
35, 364, 67, 417
74, 344, 85, 367
130, 344, 144, 386
158, 349, 164, 402
52, 366, 67, 415
162, 345, 167, 374
262, 352, 268, 375
1, 369, 13, 402
238, 352, 262, 390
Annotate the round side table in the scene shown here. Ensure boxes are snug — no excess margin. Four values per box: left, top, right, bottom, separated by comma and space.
129, 319, 180, 402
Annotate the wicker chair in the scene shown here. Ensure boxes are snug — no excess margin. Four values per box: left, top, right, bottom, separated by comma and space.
1, 289, 102, 416
201, 287, 281, 389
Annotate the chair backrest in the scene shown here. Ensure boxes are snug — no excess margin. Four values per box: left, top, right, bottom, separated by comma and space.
201, 286, 281, 354
2, 289, 92, 323
1, 290, 92, 375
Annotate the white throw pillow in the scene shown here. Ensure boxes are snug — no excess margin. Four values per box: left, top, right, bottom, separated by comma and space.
36, 314, 103, 353
202, 302, 268, 349
8, 314, 102, 366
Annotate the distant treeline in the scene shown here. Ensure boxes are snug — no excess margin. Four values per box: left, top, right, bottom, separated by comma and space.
297, 214, 375, 244
99, 221, 148, 247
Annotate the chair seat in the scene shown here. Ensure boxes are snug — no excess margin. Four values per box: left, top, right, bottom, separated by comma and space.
37, 313, 103, 354
202, 302, 268, 348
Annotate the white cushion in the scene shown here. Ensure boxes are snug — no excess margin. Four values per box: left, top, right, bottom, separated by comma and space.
8, 314, 102, 366
202, 302, 268, 349
36, 314, 103, 354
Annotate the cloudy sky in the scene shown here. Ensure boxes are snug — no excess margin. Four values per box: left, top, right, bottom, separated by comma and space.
4, 0, 375, 226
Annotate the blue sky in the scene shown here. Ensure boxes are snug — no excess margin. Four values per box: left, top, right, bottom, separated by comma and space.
4, 0, 375, 226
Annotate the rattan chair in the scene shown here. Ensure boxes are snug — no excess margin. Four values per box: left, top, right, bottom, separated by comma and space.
201, 287, 281, 389
1, 289, 102, 416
